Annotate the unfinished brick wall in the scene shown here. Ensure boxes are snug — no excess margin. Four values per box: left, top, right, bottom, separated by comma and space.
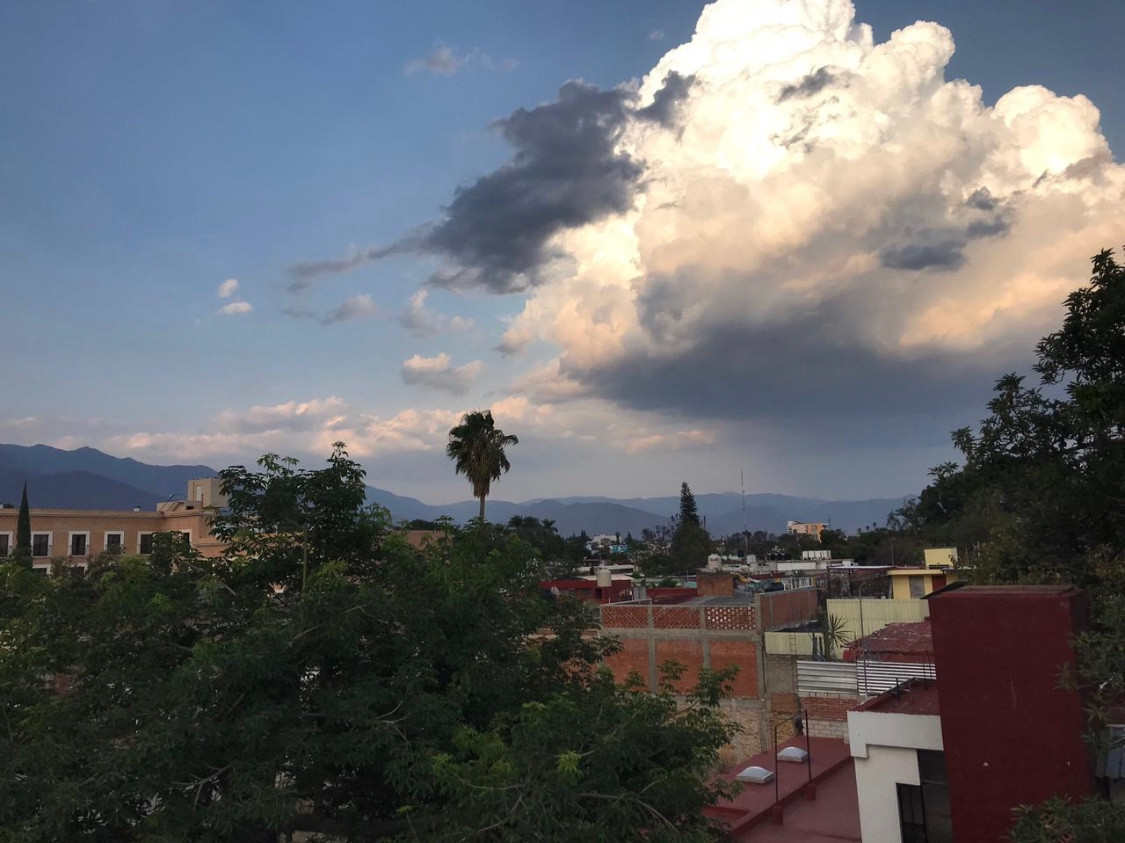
757, 587, 818, 630
769, 692, 800, 736
600, 602, 761, 698
652, 606, 701, 629
704, 605, 756, 630
655, 640, 704, 692
601, 605, 649, 628
603, 638, 650, 687
709, 640, 758, 697
799, 691, 857, 740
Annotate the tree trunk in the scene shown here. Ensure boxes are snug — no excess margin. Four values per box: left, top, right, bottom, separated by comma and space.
478, 494, 486, 522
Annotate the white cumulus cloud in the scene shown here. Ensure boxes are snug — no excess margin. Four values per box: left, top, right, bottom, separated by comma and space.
217, 278, 239, 298
488, 0, 1124, 426
216, 301, 253, 316
398, 289, 474, 337
404, 43, 518, 76
322, 294, 378, 325
401, 353, 485, 395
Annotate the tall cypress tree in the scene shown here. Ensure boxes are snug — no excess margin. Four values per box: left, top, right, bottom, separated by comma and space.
15, 481, 31, 562
678, 482, 700, 527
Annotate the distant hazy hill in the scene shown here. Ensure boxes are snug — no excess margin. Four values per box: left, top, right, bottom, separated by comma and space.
365, 489, 906, 536
0, 468, 163, 510
0, 444, 215, 501
0, 443, 907, 535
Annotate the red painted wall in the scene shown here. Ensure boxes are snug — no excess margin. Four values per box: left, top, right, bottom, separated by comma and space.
929, 586, 1091, 842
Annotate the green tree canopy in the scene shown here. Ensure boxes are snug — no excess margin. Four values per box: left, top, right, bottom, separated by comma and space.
901, 247, 1125, 839
446, 410, 519, 522
669, 483, 711, 572
0, 445, 737, 841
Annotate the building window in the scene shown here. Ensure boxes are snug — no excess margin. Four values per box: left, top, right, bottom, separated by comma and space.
896, 753, 952, 843
0, 532, 10, 556
32, 533, 52, 557
139, 533, 154, 555
909, 575, 926, 599
897, 783, 927, 842
69, 532, 89, 557
104, 532, 124, 553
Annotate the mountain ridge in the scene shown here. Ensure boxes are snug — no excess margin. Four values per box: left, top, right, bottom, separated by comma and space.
0, 443, 909, 536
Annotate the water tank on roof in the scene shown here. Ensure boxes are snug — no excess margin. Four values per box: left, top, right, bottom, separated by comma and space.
595, 567, 612, 588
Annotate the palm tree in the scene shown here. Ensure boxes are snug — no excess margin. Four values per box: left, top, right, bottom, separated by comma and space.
446, 410, 519, 522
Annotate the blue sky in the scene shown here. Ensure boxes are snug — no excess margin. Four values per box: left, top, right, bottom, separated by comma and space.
1, 0, 1123, 506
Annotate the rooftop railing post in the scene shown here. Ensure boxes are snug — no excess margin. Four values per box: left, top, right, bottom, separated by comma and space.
773, 721, 780, 806
805, 707, 813, 786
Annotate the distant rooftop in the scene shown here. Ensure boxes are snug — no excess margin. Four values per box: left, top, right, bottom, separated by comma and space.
844, 620, 933, 660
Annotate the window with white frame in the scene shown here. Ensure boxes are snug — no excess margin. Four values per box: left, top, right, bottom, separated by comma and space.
138, 532, 154, 555
104, 531, 124, 553
32, 532, 52, 557
69, 531, 90, 557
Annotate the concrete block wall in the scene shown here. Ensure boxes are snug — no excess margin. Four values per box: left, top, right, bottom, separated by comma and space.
712, 696, 769, 764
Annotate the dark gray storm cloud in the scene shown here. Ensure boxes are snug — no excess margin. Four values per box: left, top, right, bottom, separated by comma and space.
568, 287, 1029, 449
288, 242, 411, 292
420, 80, 640, 292
637, 72, 695, 126
879, 234, 969, 271
289, 79, 659, 294
879, 192, 1013, 271
778, 67, 838, 102
965, 187, 997, 211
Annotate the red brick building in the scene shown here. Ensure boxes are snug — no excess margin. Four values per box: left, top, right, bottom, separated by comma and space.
599, 571, 818, 757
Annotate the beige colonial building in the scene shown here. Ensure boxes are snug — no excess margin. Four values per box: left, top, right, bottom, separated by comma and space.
0, 478, 228, 572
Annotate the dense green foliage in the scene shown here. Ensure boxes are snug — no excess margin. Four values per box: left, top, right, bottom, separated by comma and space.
1010, 796, 1125, 843
0, 444, 736, 841
446, 410, 519, 521
893, 248, 1125, 841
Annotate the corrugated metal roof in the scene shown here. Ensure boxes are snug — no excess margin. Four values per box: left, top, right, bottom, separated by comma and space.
845, 620, 933, 658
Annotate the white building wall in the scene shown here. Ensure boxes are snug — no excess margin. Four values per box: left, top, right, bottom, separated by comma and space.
849, 709, 943, 843
853, 745, 920, 843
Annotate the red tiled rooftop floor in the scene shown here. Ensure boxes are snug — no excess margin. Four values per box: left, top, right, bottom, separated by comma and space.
736, 757, 860, 842
706, 737, 855, 838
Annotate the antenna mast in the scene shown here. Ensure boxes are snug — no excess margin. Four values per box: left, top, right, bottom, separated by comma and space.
741, 469, 748, 559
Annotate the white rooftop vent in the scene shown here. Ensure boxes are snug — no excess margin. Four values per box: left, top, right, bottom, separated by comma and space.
735, 766, 775, 784
776, 746, 809, 763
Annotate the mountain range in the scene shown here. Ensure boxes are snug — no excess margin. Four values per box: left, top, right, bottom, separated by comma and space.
0, 443, 909, 536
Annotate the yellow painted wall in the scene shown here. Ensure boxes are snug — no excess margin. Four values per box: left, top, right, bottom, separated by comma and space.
924, 547, 958, 569
826, 597, 930, 644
